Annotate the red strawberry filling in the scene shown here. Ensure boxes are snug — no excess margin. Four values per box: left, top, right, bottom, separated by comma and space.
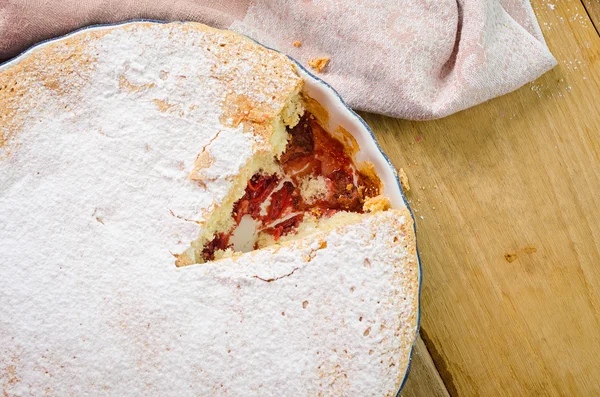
201, 112, 380, 261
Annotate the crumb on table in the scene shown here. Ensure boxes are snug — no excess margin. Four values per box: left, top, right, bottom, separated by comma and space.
293, 41, 302, 47
523, 246, 537, 254
308, 57, 330, 73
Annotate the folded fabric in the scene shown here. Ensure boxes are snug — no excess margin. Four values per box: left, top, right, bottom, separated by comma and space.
0, 0, 556, 119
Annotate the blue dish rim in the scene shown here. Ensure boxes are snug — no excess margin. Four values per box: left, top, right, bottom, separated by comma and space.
1, 19, 423, 396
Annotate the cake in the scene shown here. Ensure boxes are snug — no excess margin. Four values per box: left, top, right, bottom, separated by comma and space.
0, 22, 418, 396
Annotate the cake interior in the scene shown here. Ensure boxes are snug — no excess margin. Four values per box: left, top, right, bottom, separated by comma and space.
195, 101, 382, 263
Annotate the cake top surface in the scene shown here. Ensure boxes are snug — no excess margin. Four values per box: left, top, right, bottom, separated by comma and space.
1, 208, 418, 396
0, 22, 302, 258
0, 22, 418, 396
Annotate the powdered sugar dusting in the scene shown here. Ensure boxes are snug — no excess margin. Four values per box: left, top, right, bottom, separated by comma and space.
0, 203, 417, 395
0, 22, 302, 256
0, 22, 418, 396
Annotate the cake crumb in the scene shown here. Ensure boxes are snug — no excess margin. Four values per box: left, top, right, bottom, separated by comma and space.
398, 168, 410, 192
293, 41, 302, 47
363, 195, 391, 213
308, 57, 330, 73
504, 253, 518, 263
300, 176, 328, 204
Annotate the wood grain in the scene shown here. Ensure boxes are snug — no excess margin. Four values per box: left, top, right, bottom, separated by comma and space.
583, 0, 600, 33
361, 0, 600, 395
401, 335, 450, 397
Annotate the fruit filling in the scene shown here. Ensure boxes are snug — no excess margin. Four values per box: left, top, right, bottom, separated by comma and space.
201, 112, 380, 261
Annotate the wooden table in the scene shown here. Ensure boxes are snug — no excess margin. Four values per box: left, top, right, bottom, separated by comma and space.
365, 1, 600, 395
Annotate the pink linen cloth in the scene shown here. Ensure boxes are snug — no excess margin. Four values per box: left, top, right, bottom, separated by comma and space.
0, 0, 556, 120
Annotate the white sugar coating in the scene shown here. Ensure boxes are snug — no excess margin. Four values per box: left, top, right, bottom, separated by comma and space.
0, 22, 303, 257
0, 208, 418, 396
199, 128, 254, 181
0, 22, 418, 396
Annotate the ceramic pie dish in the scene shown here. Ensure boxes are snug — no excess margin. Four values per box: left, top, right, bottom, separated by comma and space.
0, 21, 421, 396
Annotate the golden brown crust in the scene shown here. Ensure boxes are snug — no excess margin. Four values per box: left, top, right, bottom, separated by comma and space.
399, 167, 411, 192
393, 207, 419, 389
152, 98, 176, 113
0, 30, 111, 159
174, 251, 195, 267
357, 160, 383, 198
363, 195, 391, 212
188, 151, 215, 185
0, 22, 304, 161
